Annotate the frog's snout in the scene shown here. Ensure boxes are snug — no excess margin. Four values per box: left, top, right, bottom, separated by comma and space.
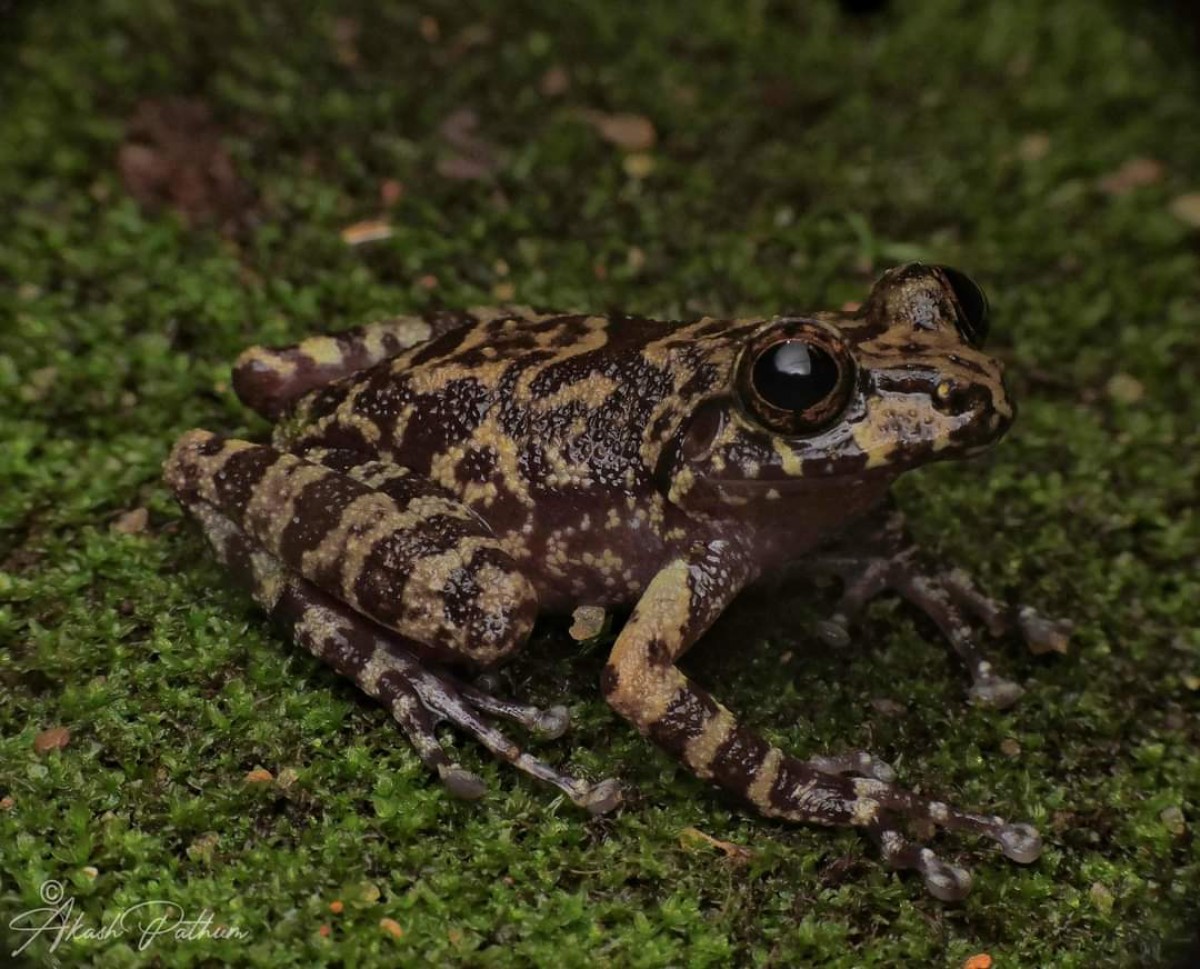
932, 372, 1015, 447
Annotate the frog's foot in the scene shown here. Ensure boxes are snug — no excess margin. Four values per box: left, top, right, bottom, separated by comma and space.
185, 500, 621, 815
808, 542, 1068, 709
858, 782, 1043, 900
940, 569, 1074, 656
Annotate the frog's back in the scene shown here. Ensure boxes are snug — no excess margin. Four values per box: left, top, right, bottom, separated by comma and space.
274, 309, 696, 500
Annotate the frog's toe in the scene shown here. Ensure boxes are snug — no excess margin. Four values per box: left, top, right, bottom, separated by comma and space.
807, 750, 896, 783
1017, 607, 1073, 656
875, 827, 973, 901
576, 778, 623, 815
458, 682, 573, 740
921, 856, 974, 902
533, 705, 571, 740
994, 822, 1043, 863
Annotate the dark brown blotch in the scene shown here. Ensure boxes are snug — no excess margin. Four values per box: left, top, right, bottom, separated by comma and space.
650, 686, 721, 756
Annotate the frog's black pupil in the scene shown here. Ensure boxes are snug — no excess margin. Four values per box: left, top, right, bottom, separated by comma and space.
937, 265, 990, 347
752, 341, 839, 414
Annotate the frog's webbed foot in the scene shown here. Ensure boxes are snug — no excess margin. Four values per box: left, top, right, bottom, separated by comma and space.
807, 509, 1071, 709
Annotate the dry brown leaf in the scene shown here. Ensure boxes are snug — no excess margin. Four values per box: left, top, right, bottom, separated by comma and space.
118, 98, 253, 235
1098, 157, 1165, 195
340, 220, 394, 245
34, 726, 71, 755
331, 18, 361, 67
582, 111, 657, 151
438, 108, 481, 151
436, 156, 495, 181
1169, 192, 1200, 227
379, 179, 404, 207
1017, 132, 1050, 162
622, 153, 655, 179
1105, 372, 1145, 404
112, 508, 149, 535
435, 108, 499, 180
540, 65, 570, 97
679, 826, 753, 863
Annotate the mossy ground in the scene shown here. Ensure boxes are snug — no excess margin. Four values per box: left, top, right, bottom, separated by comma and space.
2, 1, 1198, 965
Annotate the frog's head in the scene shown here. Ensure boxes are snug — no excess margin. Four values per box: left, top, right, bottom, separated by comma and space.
663, 264, 1013, 509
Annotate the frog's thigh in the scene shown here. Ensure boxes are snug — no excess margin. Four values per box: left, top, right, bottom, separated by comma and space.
231, 312, 467, 419
600, 541, 1042, 901
164, 429, 535, 667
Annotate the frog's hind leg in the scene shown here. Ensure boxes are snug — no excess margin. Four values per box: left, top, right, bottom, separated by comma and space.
232, 310, 475, 419
164, 430, 620, 812
182, 499, 620, 813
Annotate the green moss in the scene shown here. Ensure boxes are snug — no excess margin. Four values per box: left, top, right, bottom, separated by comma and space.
1, 1, 1197, 965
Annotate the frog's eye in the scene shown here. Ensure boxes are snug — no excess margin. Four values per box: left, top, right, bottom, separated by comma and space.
935, 265, 989, 348
736, 325, 856, 436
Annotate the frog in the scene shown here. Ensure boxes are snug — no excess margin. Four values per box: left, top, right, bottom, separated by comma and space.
164, 262, 1070, 901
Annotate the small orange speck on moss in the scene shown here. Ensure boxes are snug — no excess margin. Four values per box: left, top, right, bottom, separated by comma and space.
0, 796, 15, 810
34, 726, 71, 755
963, 954, 993, 969
244, 768, 274, 784
380, 917, 404, 939
329, 900, 344, 915
318, 924, 331, 938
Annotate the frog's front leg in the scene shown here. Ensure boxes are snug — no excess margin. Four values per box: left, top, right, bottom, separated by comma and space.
164, 431, 619, 812
601, 539, 1042, 901
806, 504, 1071, 708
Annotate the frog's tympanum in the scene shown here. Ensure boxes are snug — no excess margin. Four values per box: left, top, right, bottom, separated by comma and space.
165, 264, 1069, 900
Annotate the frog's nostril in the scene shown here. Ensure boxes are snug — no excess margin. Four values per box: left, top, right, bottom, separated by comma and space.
932, 381, 991, 418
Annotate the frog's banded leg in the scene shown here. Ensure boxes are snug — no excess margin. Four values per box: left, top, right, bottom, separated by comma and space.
181, 501, 618, 810
164, 430, 534, 668
806, 506, 1070, 708
232, 310, 475, 419
601, 539, 1042, 901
